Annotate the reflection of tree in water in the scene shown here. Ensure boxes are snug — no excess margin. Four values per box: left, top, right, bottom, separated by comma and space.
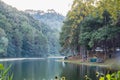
60, 63, 115, 80
7, 60, 48, 80
60, 63, 79, 80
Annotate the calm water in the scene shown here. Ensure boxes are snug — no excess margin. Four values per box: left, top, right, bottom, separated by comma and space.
0, 58, 114, 80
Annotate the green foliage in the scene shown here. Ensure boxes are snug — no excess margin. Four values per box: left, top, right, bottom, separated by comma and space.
0, 64, 4, 70
27, 10, 65, 55
0, 28, 8, 55
0, 64, 13, 80
29, 10, 64, 31
0, 1, 49, 57
88, 26, 120, 48
60, 0, 120, 55
85, 70, 120, 80
0, 0, 64, 57
96, 0, 120, 21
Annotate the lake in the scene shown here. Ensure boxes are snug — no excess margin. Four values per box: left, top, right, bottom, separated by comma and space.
0, 58, 115, 80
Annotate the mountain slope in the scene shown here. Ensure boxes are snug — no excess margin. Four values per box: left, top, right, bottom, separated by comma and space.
0, 0, 48, 57
25, 9, 65, 31
25, 9, 65, 55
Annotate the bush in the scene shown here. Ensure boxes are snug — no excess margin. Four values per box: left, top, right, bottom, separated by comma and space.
0, 64, 13, 80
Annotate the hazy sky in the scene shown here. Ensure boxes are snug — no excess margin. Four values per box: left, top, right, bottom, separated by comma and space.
2, 0, 73, 16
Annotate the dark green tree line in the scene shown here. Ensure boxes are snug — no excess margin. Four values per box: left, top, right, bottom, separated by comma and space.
60, 0, 120, 57
0, 1, 49, 57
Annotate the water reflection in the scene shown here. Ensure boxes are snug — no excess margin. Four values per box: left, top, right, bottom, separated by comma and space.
0, 58, 117, 80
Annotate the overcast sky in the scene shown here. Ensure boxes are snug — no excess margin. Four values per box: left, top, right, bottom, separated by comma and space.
2, 0, 73, 16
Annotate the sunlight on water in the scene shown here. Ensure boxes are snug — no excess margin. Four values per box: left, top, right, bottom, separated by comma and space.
0, 58, 45, 62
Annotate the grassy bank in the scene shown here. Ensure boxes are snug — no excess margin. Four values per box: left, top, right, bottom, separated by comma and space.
58, 58, 120, 69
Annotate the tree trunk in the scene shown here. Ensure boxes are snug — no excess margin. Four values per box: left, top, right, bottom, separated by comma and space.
80, 45, 86, 61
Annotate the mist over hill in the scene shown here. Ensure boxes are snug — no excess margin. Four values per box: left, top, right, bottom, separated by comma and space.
0, 0, 65, 57
25, 9, 65, 31
25, 9, 65, 56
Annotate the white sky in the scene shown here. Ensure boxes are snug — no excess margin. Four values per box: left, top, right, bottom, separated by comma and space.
2, 0, 73, 16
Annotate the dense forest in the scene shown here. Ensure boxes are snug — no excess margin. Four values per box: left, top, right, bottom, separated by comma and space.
0, 0, 64, 57
25, 9, 64, 55
60, 0, 120, 57
25, 9, 64, 31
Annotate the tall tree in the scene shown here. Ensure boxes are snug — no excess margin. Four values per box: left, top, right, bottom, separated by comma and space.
0, 28, 8, 56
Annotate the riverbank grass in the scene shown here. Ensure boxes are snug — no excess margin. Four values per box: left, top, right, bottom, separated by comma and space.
59, 58, 120, 69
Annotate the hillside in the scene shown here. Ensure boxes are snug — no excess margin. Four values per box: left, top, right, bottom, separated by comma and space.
25, 9, 64, 31
25, 9, 65, 55
0, 1, 49, 57
0, 0, 65, 57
